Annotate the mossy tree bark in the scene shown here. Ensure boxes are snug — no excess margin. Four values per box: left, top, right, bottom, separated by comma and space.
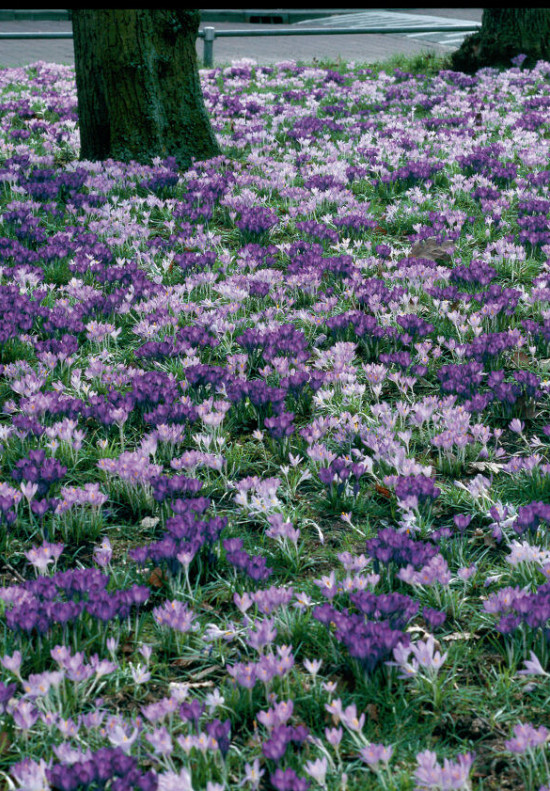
71, 9, 220, 169
451, 8, 550, 73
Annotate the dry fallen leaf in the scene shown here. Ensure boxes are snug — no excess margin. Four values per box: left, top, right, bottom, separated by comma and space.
510, 351, 531, 366
148, 567, 168, 588
172, 657, 196, 667
469, 462, 503, 474
406, 625, 431, 637
406, 626, 443, 650
141, 516, 160, 529
185, 681, 215, 689
366, 703, 379, 722
375, 483, 392, 499
189, 665, 221, 681
410, 237, 454, 264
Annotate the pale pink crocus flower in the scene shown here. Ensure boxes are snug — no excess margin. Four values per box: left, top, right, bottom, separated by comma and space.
11, 700, 39, 730
304, 757, 328, 787
1, 650, 22, 677
106, 722, 139, 753
457, 564, 476, 581
130, 664, 151, 685
157, 767, 193, 791
10, 758, 49, 791
517, 651, 548, 677
25, 542, 64, 575
341, 702, 365, 732
20, 481, 38, 501
241, 758, 264, 789
234, 592, 253, 613
325, 698, 344, 723
93, 537, 112, 568
509, 418, 525, 434
325, 726, 343, 747
359, 743, 394, 767
322, 681, 338, 696
303, 658, 323, 679
415, 750, 442, 787
410, 635, 448, 674
177, 547, 196, 568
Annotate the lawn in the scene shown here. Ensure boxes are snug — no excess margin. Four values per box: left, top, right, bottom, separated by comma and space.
0, 51, 549, 791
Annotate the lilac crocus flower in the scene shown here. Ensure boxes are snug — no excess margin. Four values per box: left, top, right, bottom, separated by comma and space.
359, 743, 394, 767
242, 758, 264, 789
304, 757, 328, 786
157, 767, 193, 791
517, 651, 548, 677
270, 767, 310, 791
10, 758, 49, 791
227, 662, 257, 690
414, 750, 475, 790
12, 700, 39, 730
153, 600, 197, 633
24, 541, 64, 574
303, 658, 323, 678
106, 721, 139, 754
505, 722, 548, 753
146, 725, 173, 755
1, 650, 22, 677
410, 635, 448, 673
93, 537, 113, 568
325, 726, 343, 747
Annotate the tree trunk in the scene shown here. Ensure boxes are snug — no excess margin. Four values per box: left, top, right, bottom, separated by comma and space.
451, 9, 550, 73
71, 9, 220, 169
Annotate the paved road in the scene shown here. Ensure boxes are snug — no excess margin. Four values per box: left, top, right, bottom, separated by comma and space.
297, 9, 481, 50
0, 9, 482, 69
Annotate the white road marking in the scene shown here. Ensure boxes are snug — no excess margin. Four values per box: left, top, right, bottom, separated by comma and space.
296, 10, 479, 48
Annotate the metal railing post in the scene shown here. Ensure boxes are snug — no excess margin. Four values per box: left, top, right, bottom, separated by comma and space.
203, 26, 215, 68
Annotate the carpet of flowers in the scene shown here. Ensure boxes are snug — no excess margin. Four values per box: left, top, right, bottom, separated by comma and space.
0, 51, 550, 790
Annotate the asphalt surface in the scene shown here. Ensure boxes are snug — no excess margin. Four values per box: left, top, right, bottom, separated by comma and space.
0, 9, 482, 69
295, 9, 483, 51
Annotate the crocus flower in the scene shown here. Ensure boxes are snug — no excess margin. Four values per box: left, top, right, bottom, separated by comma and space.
359, 743, 394, 767
304, 757, 328, 787
157, 767, 194, 791
242, 758, 264, 789
146, 726, 173, 755
1, 650, 22, 677
517, 651, 548, 677
10, 758, 49, 791
12, 700, 39, 730
93, 537, 113, 568
24, 542, 64, 574
505, 722, 548, 753
153, 600, 197, 633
